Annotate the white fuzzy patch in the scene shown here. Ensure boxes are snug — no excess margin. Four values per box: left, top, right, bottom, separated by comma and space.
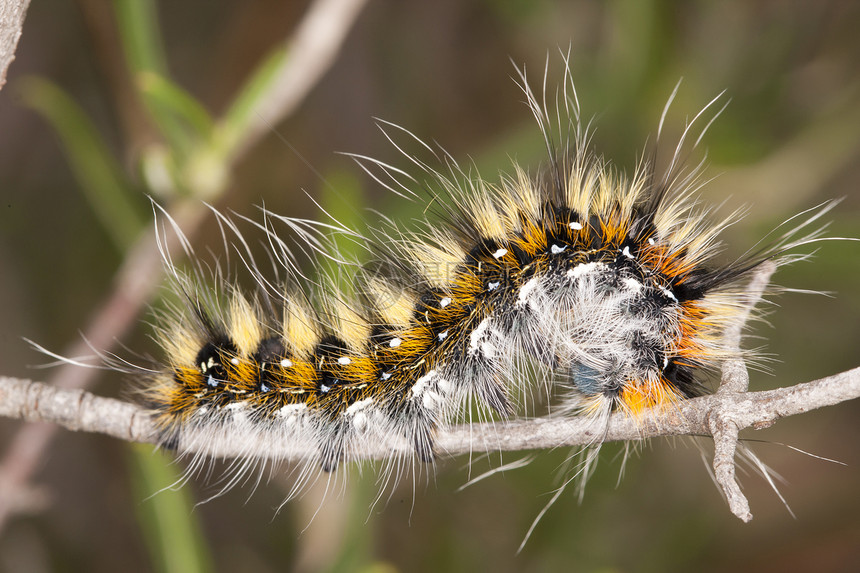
623, 277, 643, 293
411, 371, 444, 411
481, 341, 497, 359
346, 398, 374, 414
517, 277, 540, 307
422, 390, 442, 411
351, 412, 368, 433
346, 398, 374, 433
277, 404, 307, 425
468, 318, 498, 359
436, 377, 453, 395
469, 319, 491, 350
226, 402, 249, 424
567, 261, 600, 279
411, 370, 437, 397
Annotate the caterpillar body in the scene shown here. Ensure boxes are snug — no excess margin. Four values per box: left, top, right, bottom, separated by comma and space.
142, 64, 824, 496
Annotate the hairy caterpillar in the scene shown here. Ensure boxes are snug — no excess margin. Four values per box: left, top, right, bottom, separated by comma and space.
138, 62, 829, 503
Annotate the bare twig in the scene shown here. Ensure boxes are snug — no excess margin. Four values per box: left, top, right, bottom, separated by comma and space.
710, 416, 750, 520
0, 0, 30, 91
1, 366, 858, 461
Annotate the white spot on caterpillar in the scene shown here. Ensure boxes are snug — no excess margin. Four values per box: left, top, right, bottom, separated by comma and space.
411, 370, 437, 403
346, 398, 374, 433
388, 337, 402, 348
623, 277, 643, 293
337, 356, 351, 365
320, 384, 331, 393
550, 244, 566, 255
438, 330, 449, 341
206, 375, 218, 388
436, 377, 453, 394
380, 371, 392, 381
280, 359, 293, 368
517, 277, 539, 306
226, 402, 249, 424
422, 390, 441, 411
487, 281, 500, 291
569, 221, 583, 230
278, 403, 307, 419
230, 357, 240, 365
481, 342, 497, 359
567, 261, 599, 279
468, 318, 498, 359
648, 237, 656, 245
663, 357, 669, 369
411, 370, 443, 410
352, 412, 368, 433
659, 286, 678, 302
439, 297, 451, 308
346, 398, 373, 414
622, 246, 633, 259
492, 248, 508, 259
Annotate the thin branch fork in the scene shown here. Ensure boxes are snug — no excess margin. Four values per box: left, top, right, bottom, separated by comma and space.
712, 259, 777, 521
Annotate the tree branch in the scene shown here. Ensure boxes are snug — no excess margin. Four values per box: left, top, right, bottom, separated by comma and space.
0, 0, 30, 91
0, 366, 857, 461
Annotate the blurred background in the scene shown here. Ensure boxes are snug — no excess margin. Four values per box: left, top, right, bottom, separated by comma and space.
0, 1, 859, 571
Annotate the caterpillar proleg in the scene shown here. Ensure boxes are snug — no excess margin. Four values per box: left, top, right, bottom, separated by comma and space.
136, 61, 833, 508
